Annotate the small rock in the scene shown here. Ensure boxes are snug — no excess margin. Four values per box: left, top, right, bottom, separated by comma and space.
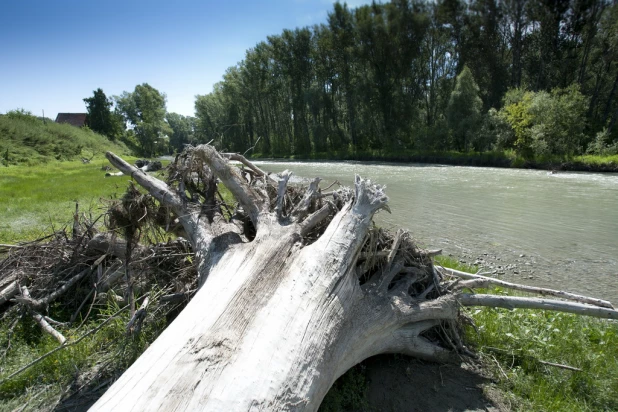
519, 254, 525, 258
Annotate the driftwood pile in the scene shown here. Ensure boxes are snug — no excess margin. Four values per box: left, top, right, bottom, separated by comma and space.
1, 147, 616, 410
0, 154, 467, 393
0, 200, 196, 393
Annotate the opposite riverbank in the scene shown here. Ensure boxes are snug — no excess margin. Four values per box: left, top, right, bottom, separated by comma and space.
250, 150, 618, 173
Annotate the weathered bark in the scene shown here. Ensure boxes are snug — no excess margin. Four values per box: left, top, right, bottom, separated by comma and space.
89, 145, 617, 411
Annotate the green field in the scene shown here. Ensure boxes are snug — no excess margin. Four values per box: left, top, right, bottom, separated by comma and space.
0, 157, 141, 244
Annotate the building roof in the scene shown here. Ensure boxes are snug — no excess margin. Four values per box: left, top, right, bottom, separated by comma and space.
55, 113, 87, 127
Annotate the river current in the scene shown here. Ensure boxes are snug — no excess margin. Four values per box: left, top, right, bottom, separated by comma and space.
253, 160, 618, 302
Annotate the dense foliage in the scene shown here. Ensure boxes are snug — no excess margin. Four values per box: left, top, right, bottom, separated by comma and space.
165, 112, 197, 152
83, 88, 125, 140
114, 83, 172, 157
192, 0, 618, 159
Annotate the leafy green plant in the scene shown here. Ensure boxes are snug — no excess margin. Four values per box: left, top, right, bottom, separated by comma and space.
466, 288, 618, 411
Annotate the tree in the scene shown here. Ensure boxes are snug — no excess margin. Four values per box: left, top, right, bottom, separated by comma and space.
529, 85, 589, 156
500, 85, 589, 157
463, 0, 509, 110
166, 112, 196, 152
88, 145, 616, 411
83, 88, 123, 139
503, 0, 529, 88
447, 66, 483, 151
328, 2, 359, 149
115, 84, 171, 156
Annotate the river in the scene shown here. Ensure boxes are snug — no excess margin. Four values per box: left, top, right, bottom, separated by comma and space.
252, 160, 618, 302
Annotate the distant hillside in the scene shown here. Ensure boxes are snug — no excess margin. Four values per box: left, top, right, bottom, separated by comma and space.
0, 110, 129, 165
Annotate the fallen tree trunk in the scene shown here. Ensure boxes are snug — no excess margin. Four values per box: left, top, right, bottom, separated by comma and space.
89, 145, 617, 411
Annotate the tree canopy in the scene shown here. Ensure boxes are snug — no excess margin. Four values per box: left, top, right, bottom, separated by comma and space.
193, 0, 618, 159
166, 112, 196, 152
83, 88, 123, 140
115, 84, 171, 156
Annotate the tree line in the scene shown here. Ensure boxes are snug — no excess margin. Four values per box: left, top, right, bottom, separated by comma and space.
85, 0, 618, 159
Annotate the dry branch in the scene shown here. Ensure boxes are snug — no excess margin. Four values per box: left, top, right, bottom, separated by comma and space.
127, 296, 150, 336
105, 152, 184, 213
439, 266, 614, 309
223, 152, 270, 178
458, 294, 618, 319
20, 287, 66, 344
0, 280, 19, 305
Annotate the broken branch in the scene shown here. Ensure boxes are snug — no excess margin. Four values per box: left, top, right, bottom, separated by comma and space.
458, 294, 618, 319
440, 266, 614, 309
20, 287, 66, 345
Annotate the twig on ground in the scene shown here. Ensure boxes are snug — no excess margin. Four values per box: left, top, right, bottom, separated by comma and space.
0, 304, 129, 385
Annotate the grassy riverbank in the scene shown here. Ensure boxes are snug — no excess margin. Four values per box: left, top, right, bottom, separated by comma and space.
1, 161, 616, 411
251, 149, 618, 173
435, 257, 618, 412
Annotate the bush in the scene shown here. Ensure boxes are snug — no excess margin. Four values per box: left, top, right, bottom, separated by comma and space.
499, 86, 589, 158
587, 128, 618, 156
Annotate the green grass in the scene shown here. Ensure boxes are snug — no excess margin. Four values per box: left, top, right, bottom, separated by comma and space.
574, 153, 618, 165
0, 299, 164, 411
435, 256, 618, 411
466, 290, 618, 411
0, 158, 146, 244
0, 112, 129, 166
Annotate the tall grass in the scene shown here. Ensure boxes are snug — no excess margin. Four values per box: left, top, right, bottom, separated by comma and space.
0, 298, 164, 411
0, 112, 128, 166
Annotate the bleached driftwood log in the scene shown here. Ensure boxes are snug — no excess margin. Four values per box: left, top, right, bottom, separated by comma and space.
90, 145, 617, 412
20, 286, 66, 345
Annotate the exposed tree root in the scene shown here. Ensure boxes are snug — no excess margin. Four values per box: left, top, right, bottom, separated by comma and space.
1, 144, 616, 411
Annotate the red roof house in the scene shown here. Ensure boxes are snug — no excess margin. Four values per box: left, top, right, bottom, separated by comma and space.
55, 113, 87, 127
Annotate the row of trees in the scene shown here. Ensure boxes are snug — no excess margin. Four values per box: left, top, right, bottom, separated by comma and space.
86, 0, 618, 159
83, 86, 196, 156
193, 0, 618, 158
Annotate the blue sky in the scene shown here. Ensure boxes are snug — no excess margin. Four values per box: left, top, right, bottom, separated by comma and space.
1, 0, 371, 120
